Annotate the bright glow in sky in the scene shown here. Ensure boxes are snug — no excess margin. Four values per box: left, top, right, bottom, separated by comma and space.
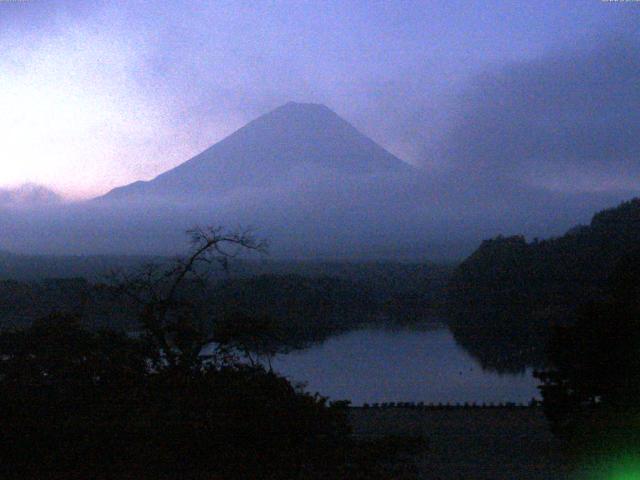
0, 0, 634, 198
0, 7, 193, 198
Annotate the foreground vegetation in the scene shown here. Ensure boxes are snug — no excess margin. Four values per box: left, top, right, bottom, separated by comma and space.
535, 246, 640, 468
1, 316, 422, 480
0, 228, 426, 479
0, 315, 355, 479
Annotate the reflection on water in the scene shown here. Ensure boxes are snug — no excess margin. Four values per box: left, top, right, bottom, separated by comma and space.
272, 326, 540, 406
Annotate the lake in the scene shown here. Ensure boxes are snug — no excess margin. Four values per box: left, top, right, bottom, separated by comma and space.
272, 325, 540, 406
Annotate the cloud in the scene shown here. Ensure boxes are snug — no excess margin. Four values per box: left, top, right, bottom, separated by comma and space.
0, 184, 62, 207
442, 32, 640, 193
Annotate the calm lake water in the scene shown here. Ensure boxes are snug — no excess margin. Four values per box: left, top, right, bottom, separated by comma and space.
272, 326, 540, 406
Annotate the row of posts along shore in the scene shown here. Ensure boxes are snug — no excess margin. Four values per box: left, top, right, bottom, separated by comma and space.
355, 399, 541, 410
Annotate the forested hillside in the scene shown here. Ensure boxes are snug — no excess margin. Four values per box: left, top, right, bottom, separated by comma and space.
0, 263, 450, 349
447, 198, 640, 372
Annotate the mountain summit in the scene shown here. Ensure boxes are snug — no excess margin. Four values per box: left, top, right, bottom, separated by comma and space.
102, 102, 413, 200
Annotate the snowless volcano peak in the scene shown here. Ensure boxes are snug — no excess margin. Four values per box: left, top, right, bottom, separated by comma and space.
101, 102, 414, 200
264, 101, 343, 116
274, 101, 331, 111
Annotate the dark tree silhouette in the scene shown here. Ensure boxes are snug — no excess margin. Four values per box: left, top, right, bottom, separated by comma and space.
212, 311, 301, 370
535, 248, 640, 455
0, 227, 424, 479
108, 226, 267, 368
0, 314, 357, 479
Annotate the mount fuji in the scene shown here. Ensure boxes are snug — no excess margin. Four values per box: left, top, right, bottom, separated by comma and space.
101, 102, 416, 202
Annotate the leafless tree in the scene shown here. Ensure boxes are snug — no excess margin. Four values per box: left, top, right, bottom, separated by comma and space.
108, 226, 267, 368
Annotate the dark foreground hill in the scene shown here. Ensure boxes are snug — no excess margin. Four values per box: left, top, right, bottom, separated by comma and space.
447, 197, 640, 372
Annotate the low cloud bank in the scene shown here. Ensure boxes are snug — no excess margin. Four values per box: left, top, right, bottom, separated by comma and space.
442, 33, 640, 193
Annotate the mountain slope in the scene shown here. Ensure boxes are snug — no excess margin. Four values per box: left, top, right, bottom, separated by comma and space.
102, 102, 414, 200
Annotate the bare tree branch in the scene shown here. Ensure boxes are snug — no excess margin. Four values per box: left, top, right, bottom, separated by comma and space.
107, 226, 268, 368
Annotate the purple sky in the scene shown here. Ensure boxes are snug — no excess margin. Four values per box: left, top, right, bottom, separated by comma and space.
1, 0, 637, 198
